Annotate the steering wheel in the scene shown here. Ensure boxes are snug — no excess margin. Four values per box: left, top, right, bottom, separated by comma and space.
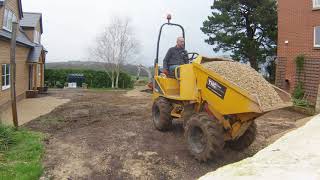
188, 52, 199, 63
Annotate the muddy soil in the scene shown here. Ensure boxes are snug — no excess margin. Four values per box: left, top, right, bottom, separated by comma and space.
25, 89, 309, 180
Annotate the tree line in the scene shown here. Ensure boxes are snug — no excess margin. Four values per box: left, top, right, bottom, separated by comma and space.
44, 69, 134, 89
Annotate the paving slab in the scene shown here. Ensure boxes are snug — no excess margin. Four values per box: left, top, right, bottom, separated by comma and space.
0, 96, 70, 126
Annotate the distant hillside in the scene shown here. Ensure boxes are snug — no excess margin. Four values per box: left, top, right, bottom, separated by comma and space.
46, 61, 150, 76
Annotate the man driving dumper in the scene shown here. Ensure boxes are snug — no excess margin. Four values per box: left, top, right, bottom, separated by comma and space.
162, 37, 188, 76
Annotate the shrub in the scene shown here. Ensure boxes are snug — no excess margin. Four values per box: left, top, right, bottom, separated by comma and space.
45, 69, 134, 89
293, 54, 306, 102
55, 81, 64, 88
293, 82, 304, 100
0, 124, 15, 151
293, 98, 310, 108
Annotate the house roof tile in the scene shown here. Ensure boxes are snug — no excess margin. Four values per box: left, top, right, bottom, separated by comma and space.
20, 12, 43, 33
27, 45, 44, 63
0, 28, 35, 47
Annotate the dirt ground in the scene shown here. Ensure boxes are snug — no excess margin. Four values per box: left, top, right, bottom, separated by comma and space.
24, 88, 309, 180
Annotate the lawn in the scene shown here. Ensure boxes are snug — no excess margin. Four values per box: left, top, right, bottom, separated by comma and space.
0, 125, 44, 180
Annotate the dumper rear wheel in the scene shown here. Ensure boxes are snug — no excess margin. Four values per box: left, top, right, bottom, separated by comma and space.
227, 122, 257, 151
185, 113, 225, 162
152, 98, 173, 131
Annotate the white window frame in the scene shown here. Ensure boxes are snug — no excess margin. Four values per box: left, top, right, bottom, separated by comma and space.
314, 0, 320, 8
314, 26, 320, 48
1, 64, 11, 90
2, 8, 17, 32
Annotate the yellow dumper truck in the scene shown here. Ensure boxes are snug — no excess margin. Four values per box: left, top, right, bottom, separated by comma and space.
152, 16, 290, 162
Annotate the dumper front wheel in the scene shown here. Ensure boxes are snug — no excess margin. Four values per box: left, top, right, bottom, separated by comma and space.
185, 113, 225, 162
152, 98, 173, 131
227, 122, 257, 151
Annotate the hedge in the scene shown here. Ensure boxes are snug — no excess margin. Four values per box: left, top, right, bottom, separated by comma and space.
44, 69, 134, 89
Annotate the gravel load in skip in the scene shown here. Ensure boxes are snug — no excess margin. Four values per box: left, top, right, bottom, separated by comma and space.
203, 61, 283, 111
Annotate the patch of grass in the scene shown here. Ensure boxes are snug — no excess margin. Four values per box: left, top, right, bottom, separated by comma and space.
0, 125, 44, 180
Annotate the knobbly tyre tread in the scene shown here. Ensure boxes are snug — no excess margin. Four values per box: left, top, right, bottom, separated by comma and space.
152, 98, 173, 131
185, 112, 225, 162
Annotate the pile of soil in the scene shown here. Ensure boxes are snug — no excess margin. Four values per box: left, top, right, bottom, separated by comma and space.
203, 61, 283, 110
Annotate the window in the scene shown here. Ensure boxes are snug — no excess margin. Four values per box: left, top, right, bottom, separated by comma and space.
1, 64, 10, 90
314, 26, 320, 47
2, 8, 17, 32
314, 0, 320, 8
34, 30, 41, 44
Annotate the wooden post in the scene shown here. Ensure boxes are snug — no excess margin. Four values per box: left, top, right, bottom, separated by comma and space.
10, 22, 18, 128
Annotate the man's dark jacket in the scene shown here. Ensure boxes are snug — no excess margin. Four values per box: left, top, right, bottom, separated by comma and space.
163, 46, 188, 70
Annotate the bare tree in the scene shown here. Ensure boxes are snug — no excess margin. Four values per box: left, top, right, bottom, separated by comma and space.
92, 17, 139, 88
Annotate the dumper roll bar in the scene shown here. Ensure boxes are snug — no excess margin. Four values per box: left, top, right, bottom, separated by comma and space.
154, 15, 185, 66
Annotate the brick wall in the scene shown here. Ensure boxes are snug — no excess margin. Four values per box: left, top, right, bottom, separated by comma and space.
0, 40, 29, 107
278, 0, 320, 84
275, 57, 288, 90
277, 0, 320, 103
297, 58, 320, 104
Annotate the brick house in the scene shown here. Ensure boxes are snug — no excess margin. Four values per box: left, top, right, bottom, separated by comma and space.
276, 0, 320, 104
0, 0, 46, 111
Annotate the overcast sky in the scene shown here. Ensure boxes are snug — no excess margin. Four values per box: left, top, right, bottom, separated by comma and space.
22, 0, 217, 66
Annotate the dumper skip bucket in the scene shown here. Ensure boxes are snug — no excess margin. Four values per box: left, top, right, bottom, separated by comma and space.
192, 57, 292, 117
